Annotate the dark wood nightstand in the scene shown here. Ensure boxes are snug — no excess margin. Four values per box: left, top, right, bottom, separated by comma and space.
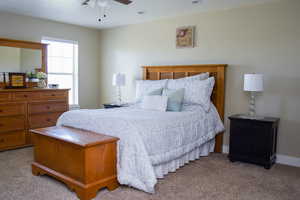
103, 104, 122, 109
228, 114, 280, 169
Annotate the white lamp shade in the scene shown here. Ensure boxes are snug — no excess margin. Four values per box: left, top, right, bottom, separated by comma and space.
112, 73, 126, 86
244, 74, 264, 92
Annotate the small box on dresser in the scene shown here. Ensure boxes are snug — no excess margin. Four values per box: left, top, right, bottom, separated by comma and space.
228, 114, 280, 169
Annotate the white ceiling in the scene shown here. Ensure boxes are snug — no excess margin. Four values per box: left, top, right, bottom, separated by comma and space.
0, 0, 276, 29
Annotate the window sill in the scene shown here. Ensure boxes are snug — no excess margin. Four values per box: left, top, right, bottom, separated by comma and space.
69, 104, 80, 110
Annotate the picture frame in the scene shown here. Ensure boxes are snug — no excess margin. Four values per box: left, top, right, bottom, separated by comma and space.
176, 26, 195, 48
6, 72, 26, 88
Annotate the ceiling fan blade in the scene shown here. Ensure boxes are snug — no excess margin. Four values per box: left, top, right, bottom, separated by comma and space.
82, 0, 90, 6
113, 0, 132, 5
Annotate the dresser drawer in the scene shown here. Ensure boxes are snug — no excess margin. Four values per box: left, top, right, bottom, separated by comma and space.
40, 91, 67, 100
14, 92, 40, 101
0, 131, 26, 149
0, 116, 25, 133
29, 102, 68, 114
29, 112, 63, 129
0, 103, 25, 117
0, 93, 12, 102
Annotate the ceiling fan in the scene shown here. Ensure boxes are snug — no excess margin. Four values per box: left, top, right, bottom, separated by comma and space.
82, 0, 132, 6
82, 0, 132, 22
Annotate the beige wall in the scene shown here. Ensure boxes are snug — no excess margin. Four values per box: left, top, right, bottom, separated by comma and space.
0, 12, 101, 108
99, 0, 300, 157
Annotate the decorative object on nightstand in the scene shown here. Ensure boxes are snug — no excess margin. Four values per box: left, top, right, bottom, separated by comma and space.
112, 73, 125, 105
244, 74, 264, 118
228, 114, 280, 169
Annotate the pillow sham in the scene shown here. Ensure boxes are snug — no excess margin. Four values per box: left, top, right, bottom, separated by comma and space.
162, 88, 185, 112
135, 80, 167, 102
166, 77, 215, 112
184, 72, 209, 81
141, 95, 168, 111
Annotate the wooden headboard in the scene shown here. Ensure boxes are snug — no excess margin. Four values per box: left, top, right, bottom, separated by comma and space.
143, 64, 227, 153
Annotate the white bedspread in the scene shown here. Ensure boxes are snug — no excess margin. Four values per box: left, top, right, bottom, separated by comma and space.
56, 104, 224, 193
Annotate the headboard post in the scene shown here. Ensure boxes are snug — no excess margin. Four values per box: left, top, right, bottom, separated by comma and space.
142, 64, 227, 153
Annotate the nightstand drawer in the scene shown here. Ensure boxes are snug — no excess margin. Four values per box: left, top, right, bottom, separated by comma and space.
230, 120, 269, 157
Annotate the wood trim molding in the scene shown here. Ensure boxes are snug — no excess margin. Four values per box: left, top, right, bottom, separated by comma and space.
143, 64, 227, 153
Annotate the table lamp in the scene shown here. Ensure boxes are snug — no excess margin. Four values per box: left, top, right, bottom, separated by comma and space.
112, 73, 126, 105
244, 74, 264, 118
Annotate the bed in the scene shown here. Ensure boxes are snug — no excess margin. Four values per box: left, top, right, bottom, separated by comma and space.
56, 64, 227, 193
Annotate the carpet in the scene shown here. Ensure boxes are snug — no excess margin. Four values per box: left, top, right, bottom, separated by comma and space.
0, 147, 299, 200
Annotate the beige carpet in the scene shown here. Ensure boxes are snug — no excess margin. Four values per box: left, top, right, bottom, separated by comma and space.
0, 148, 299, 200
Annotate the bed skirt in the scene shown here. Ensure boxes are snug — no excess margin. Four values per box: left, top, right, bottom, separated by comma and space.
153, 139, 215, 178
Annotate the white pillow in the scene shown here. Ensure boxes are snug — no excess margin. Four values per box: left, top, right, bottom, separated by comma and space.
167, 77, 215, 112
141, 95, 168, 111
184, 72, 209, 81
135, 80, 167, 102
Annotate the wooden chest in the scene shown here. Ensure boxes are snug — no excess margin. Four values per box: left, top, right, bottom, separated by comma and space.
31, 126, 119, 200
0, 88, 69, 151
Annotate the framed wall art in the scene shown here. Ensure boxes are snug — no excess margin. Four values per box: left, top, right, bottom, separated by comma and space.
176, 26, 195, 48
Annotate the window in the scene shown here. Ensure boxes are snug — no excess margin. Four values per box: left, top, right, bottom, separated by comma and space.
42, 38, 78, 105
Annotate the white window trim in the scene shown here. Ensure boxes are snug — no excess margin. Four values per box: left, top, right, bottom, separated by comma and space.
42, 37, 79, 107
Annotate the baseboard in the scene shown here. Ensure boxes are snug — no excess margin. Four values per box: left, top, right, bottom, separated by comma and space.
222, 145, 300, 167
276, 154, 300, 167
222, 145, 229, 154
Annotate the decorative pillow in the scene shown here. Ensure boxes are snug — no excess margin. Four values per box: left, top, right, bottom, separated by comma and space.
184, 72, 209, 81
135, 80, 167, 102
166, 77, 215, 112
148, 88, 163, 96
141, 95, 168, 111
162, 88, 185, 112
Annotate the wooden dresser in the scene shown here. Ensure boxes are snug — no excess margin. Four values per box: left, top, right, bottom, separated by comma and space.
0, 88, 69, 151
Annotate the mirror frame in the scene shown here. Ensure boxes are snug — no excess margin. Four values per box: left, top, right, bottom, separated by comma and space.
0, 38, 48, 75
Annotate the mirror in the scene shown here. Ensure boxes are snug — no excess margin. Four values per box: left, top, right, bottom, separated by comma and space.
0, 46, 42, 73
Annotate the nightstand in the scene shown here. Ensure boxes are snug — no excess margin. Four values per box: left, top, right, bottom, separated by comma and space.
103, 104, 122, 109
228, 114, 280, 169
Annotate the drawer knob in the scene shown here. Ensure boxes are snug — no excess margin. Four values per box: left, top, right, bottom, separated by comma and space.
46, 118, 51, 122
46, 106, 50, 109
0, 109, 3, 113
24, 95, 28, 97
51, 94, 55, 97
0, 139, 4, 143
0, 124, 3, 127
